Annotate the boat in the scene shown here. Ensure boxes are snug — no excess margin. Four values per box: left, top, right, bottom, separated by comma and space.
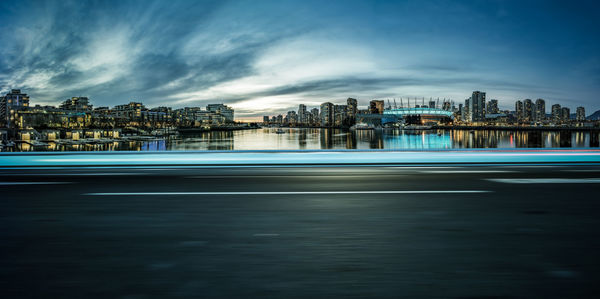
350, 124, 376, 131
276, 128, 285, 134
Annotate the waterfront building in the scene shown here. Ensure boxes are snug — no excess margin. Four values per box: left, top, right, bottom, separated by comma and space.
263, 116, 270, 124
320, 102, 334, 126
535, 99, 545, 122
487, 99, 499, 114
561, 107, 570, 122
576, 107, 586, 122
206, 104, 234, 123
286, 111, 298, 125
552, 104, 562, 122
369, 100, 385, 114
1, 89, 30, 128
523, 99, 534, 122
276, 115, 283, 124
515, 100, 523, 122
428, 100, 436, 108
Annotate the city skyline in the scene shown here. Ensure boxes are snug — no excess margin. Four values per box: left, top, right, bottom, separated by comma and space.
1, 0, 600, 121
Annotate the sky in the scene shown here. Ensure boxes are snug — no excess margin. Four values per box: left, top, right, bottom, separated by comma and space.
1, 0, 599, 121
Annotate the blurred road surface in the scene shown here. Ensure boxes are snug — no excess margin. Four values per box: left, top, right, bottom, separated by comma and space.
1, 164, 600, 298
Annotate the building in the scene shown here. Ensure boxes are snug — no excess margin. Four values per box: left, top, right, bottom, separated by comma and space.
346, 98, 358, 125
298, 104, 307, 124
320, 102, 334, 126
369, 100, 385, 114
551, 104, 562, 122
515, 100, 523, 122
561, 107, 570, 122
487, 99, 499, 114
333, 105, 347, 126
469, 91, 486, 122
523, 99, 534, 122
310, 108, 319, 125
462, 98, 470, 122
59, 97, 93, 111
534, 99, 545, 122
576, 107, 586, 122
263, 116, 270, 124
1, 89, 30, 128
206, 104, 234, 123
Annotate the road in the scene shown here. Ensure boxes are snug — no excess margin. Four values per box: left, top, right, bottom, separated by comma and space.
1, 163, 600, 298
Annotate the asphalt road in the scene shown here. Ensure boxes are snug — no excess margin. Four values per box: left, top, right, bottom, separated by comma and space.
1, 165, 599, 298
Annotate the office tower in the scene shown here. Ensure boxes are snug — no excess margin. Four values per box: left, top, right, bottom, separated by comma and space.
369, 100, 385, 114
535, 99, 545, 122
561, 107, 570, 122
298, 104, 307, 124
263, 116, 270, 124
551, 104, 562, 122
576, 107, 586, 122
469, 91, 486, 122
523, 99, 534, 122
1, 89, 30, 128
320, 102, 334, 126
487, 99, 499, 114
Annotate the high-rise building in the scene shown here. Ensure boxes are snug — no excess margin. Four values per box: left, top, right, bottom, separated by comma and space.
468, 91, 486, 122
561, 107, 570, 122
551, 104, 562, 122
286, 111, 298, 125
1, 89, 30, 128
523, 99, 534, 122
320, 102, 334, 126
334, 105, 347, 126
487, 99, 499, 114
515, 100, 523, 121
534, 99, 545, 122
263, 116, 270, 124
310, 108, 319, 125
462, 98, 470, 122
576, 107, 586, 122
369, 100, 385, 114
346, 98, 358, 126
442, 101, 451, 111
298, 104, 307, 124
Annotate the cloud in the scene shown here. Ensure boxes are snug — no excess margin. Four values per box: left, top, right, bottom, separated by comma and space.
0, 0, 599, 116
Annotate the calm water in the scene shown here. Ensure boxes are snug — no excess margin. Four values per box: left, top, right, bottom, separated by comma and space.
6, 128, 600, 151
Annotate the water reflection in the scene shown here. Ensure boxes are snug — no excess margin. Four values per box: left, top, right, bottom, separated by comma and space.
4, 128, 600, 152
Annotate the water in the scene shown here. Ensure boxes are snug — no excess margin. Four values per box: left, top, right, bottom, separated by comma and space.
5, 128, 600, 151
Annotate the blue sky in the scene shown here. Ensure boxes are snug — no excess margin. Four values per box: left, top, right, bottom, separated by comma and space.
1, 0, 599, 120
